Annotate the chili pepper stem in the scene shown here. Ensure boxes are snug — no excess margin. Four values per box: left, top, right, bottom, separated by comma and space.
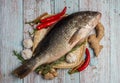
25, 12, 48, 24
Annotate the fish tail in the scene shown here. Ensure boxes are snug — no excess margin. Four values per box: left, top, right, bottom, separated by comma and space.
13, 63, 34, 79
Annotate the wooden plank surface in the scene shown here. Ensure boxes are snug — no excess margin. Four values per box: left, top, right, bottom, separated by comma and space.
110, 0, 120, 82
0, 0, 120, 83
0, 0, 23, 83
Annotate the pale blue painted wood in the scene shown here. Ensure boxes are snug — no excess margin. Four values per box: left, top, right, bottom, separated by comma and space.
0, 0, 23, 83
50, 0, 55, 14
66, 0, 79, 14
95, 0, 111, 82
110, 0, 120, 83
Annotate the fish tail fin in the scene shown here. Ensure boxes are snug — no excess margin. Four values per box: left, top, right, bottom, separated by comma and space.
13, 63, 33, 79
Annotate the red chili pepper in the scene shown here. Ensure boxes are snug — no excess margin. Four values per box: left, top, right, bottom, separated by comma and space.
77, 48, 90, 71
36, 16, 62, 30
40, 7, 67, 23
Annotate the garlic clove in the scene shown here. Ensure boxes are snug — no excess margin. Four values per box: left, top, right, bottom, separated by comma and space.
23, 38, 33, 48
66, 53, 77, 63
21, 49, 33, 60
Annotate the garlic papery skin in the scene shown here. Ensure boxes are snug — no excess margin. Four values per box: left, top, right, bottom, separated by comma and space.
21, 49, 33, 60
66, 53, 77, 63
23, 38, 33, 48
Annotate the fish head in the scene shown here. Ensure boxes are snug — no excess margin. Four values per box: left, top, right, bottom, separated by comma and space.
77, 11, 102, 28
87, 11, 102, 28
85, 11, 102, 18
68, 11, 102, 46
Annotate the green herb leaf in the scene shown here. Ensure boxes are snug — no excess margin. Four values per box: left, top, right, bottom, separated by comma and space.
35, 56, 66, 74
13, 50, 24, 62
69, 41, 86, 53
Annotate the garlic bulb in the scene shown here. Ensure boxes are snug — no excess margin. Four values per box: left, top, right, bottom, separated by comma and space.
66, 53, 77, 63
23, 38, 33, 48
21, 49, 32, 60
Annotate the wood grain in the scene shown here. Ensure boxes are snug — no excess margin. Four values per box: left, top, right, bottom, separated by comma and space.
0, 0, 120, 83
110, 0, 120, 82
0, 0, 23, 83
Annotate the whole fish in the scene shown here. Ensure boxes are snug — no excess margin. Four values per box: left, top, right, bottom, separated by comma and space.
13, 11, 101, 78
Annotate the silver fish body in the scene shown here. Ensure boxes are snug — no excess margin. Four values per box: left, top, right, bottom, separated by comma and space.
13, 11, 101, 78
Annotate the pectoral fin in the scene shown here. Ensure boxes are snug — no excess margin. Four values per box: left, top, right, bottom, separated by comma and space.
69, 29, 81, 45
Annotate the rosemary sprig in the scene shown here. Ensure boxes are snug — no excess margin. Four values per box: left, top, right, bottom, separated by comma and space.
13, 50, 25, 62
35, 56, 66, 75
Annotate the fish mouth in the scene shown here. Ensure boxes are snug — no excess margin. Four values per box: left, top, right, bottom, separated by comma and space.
97, 11, 102, 16
91, 11, 102, 21
88, 11, 102, 28
96, 11, 102, 19
96, 11, 102, 21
